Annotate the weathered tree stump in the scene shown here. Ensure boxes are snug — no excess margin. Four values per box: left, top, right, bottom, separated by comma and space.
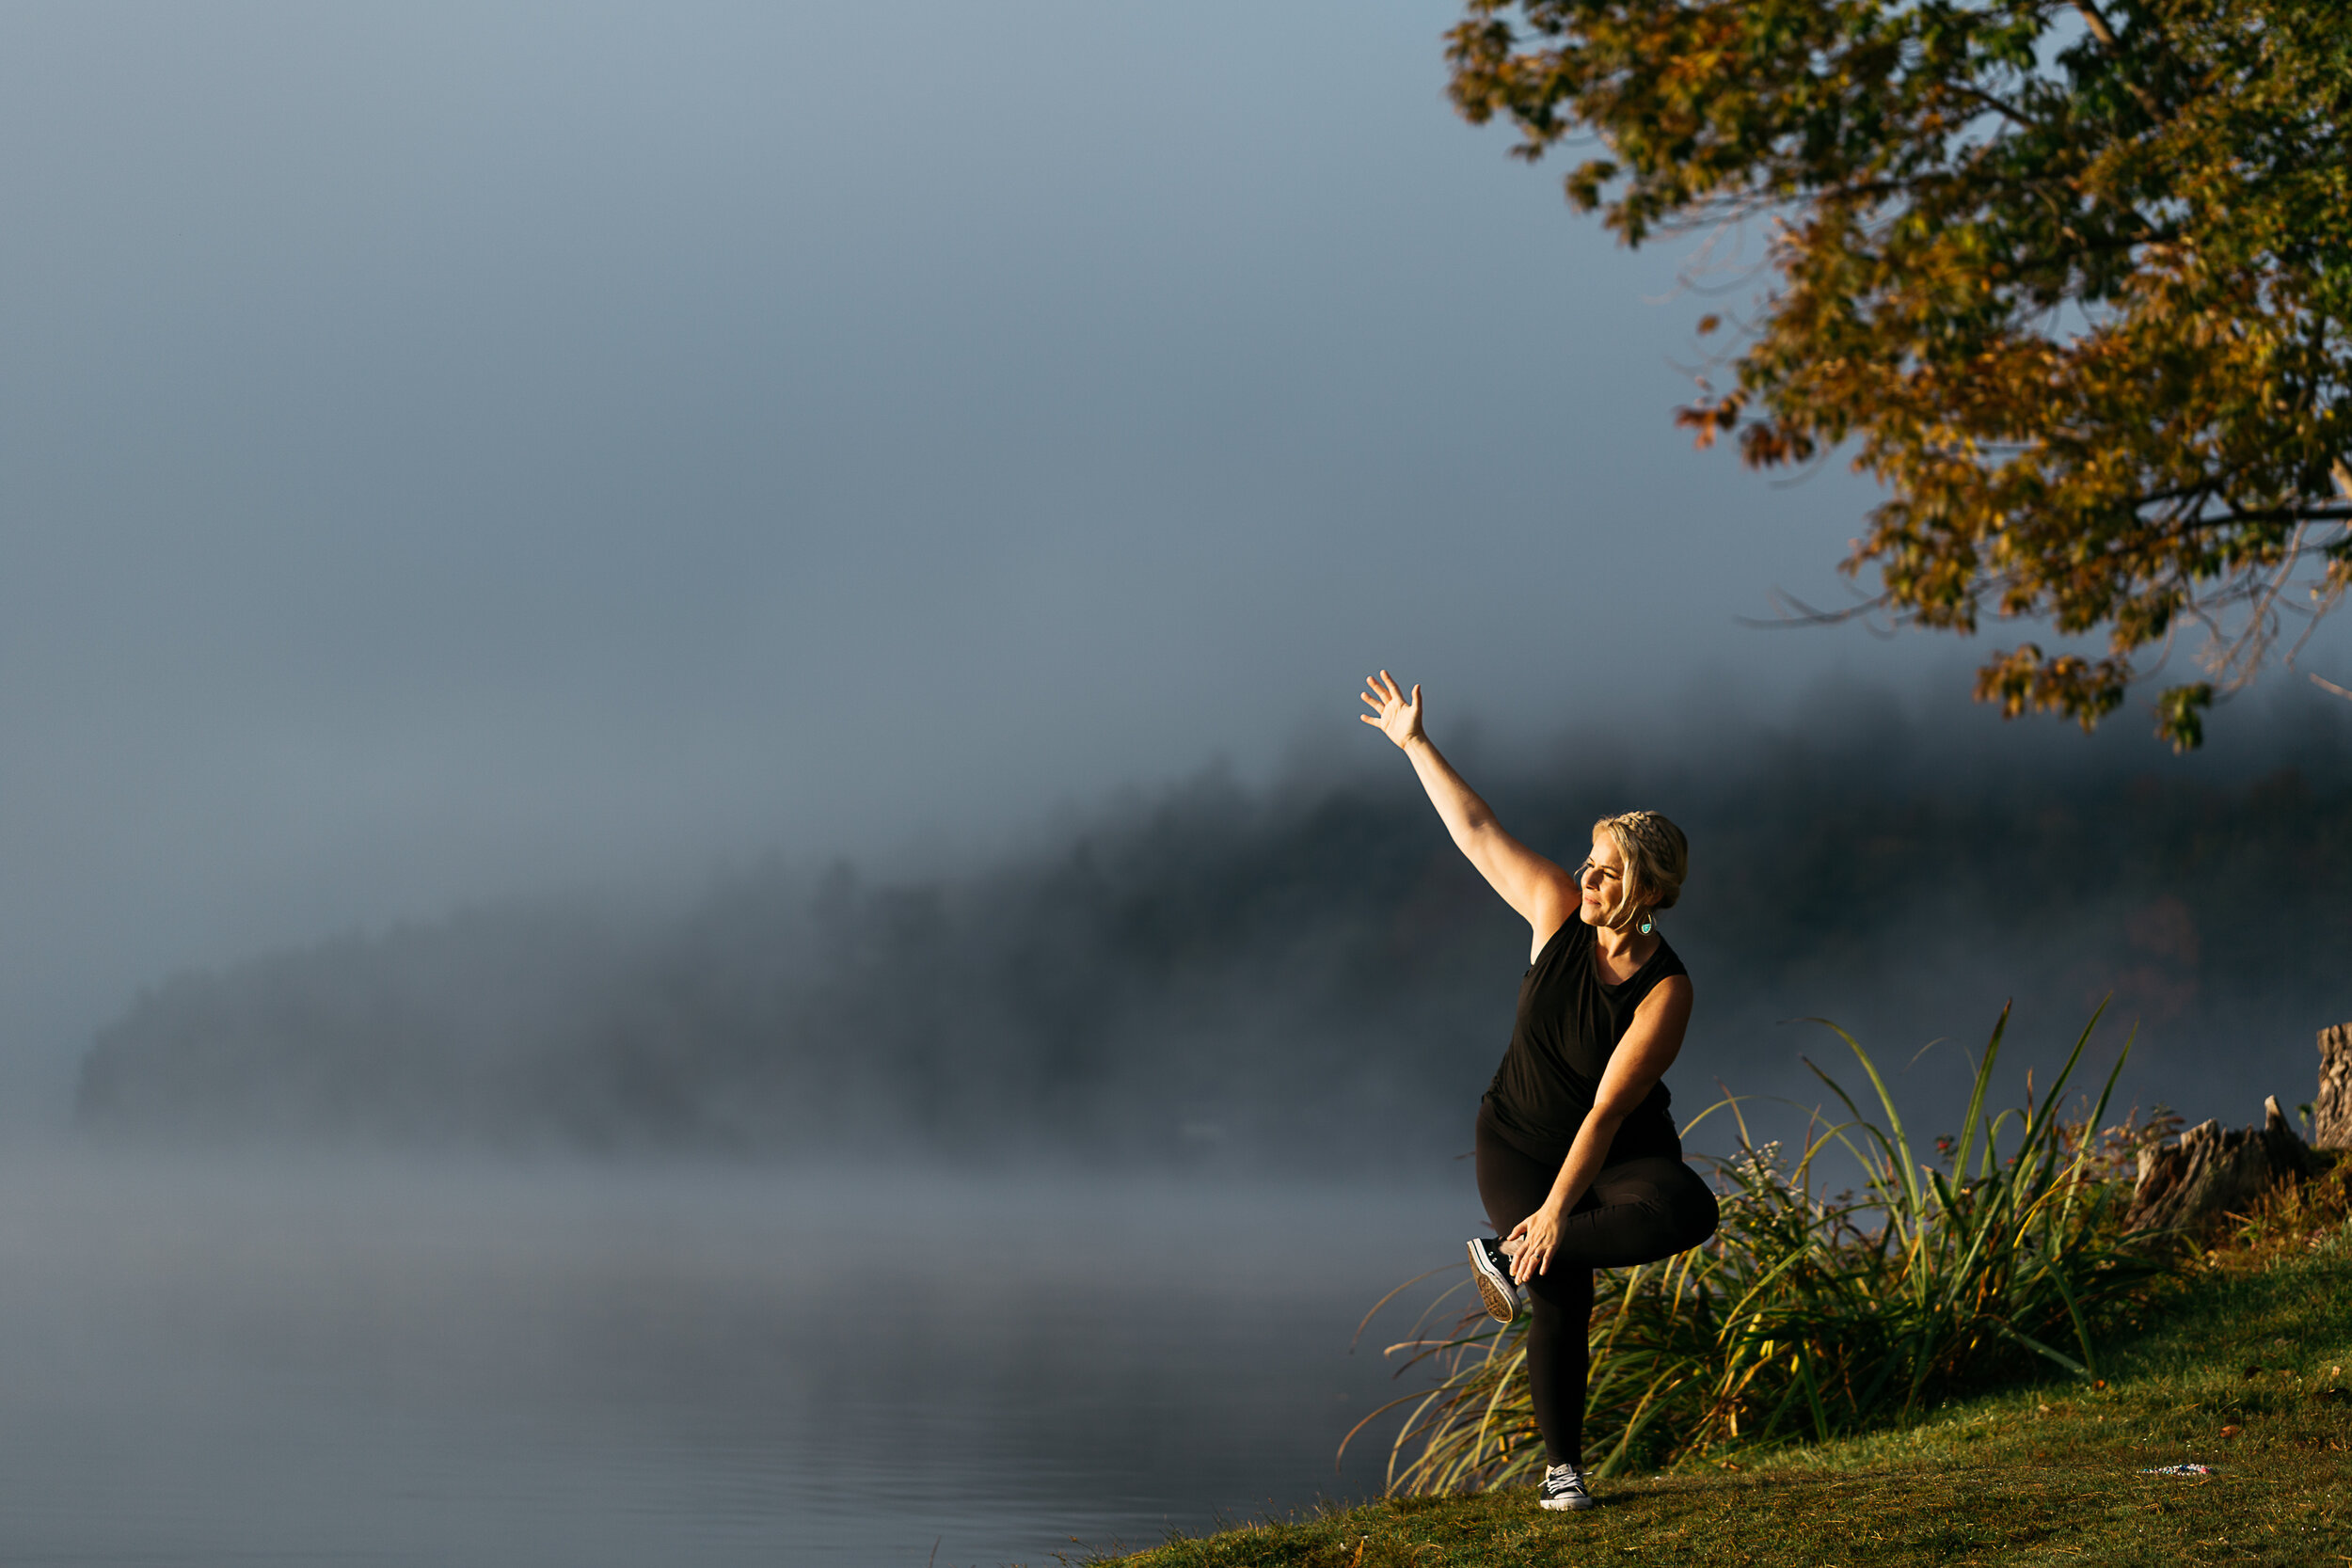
2316, 1022, 2352, 1150
2128, 1096, 2320, 1235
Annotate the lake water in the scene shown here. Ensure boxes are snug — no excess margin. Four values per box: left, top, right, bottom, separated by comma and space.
0, 1150, 1480, 1566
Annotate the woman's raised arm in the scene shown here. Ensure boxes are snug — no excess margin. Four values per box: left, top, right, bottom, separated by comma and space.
1359, 672, 1579, 936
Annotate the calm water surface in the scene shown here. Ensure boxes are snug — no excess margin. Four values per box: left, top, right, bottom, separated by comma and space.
0, 1151, 1478, 1566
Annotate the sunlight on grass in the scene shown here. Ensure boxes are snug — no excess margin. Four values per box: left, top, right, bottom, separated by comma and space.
1104, 1178, 2352, 1567
1348, 1005, 2179, 1493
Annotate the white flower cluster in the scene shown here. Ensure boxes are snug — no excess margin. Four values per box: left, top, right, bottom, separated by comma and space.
1727, 1140, 1785, 1188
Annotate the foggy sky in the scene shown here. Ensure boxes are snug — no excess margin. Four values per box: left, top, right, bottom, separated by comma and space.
3, 1, 2346, 1121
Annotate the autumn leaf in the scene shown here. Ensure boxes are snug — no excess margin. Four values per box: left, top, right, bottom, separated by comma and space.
1448, 0, 2352, 748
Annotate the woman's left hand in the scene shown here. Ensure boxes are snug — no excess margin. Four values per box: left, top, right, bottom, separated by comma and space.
1504, 1205, 1562, 1284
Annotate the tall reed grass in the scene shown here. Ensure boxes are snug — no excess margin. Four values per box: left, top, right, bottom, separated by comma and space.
1347, 1005, 2176, 1492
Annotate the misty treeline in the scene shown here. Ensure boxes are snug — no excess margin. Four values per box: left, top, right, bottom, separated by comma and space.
76, 699, 2352, 1164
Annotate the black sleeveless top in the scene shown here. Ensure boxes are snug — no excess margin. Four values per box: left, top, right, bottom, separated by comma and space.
1482, 918, 1687, 1164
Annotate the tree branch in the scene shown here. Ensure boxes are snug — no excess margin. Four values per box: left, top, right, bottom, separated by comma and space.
2071, 0, 2167, 121
1734, 588, 1899, 638
2073, 0, 2122, 50
2152, 503, 2352, 532
1946, 83, 2041, 132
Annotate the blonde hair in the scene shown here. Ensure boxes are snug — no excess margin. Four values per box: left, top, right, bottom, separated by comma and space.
1592, 810, 1689, 927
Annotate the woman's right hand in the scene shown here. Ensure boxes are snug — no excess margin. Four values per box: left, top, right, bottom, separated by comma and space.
1358, 670, 1425, 750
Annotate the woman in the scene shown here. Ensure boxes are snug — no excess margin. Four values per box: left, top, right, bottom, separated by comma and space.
1359, 672, 1718, 1512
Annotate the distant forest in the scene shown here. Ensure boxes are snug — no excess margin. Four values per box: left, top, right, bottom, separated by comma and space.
75, 697, 2352, 1164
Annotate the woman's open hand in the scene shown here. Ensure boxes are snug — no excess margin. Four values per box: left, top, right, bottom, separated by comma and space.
1504, 1204, 1562, 1285
1358, 671, 1424, 750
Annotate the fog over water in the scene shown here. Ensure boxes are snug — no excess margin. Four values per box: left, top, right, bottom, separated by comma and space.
27, 683, 2347, 1567
0, 1149, 1470, 1565
77, 680, 2352, 1169
31, 686, 2352, 1564
8, 2, 2352, 1562
10, 0, 2349, 1135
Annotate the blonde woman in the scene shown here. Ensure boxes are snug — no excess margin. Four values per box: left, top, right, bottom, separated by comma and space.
1359, 672, 1719, 1512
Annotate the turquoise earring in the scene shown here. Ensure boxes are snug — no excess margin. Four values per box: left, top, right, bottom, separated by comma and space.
1638, 910, 1655, 935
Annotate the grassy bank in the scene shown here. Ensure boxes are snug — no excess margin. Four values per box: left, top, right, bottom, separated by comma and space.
1089, 1203, 2352, 1565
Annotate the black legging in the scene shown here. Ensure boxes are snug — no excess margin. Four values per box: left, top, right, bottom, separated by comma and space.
1474, 1105, 1719, 1466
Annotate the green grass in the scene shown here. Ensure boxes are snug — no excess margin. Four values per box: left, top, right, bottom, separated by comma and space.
1370, 1007, 2171, 1493
1089, 1218, 2352, 1567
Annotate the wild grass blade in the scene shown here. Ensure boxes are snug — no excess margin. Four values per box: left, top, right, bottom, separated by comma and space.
1363, 1004, 2172, 1492
1991, 1319, 2090, 1377
1809, 1020, 1928, 1227
1947, 1002, 2010, 1186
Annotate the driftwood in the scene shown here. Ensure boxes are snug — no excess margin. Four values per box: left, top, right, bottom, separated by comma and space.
2316, 1022, 2352, 1150
2128, 1096, 2321, 1236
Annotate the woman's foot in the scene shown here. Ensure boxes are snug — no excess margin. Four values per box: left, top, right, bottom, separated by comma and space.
1468, 1237, 1521, 1323
1538, 1462, 1595, 1511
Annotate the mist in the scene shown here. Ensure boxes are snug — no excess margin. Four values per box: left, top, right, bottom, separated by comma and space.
0, 1146, 1470, 1564
74, 677, 2352, 1168
24, 0, 2352, 1133
8, 1, 2347, 1560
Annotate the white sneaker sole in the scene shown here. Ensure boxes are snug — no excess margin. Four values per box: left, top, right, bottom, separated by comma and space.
1467, 1239, 1518, 1325
1539, 1489, 1596, 1511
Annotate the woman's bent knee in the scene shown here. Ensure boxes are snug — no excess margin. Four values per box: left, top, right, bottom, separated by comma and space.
1673, 1176, 1720, 1251
1635, 1158, 1717, 1251
1585, 1157, 1718, 1263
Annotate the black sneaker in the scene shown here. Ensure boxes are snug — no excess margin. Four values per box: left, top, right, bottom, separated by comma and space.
1468, 1236, 1521, 1324
1538, 1462, 1594, 1511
